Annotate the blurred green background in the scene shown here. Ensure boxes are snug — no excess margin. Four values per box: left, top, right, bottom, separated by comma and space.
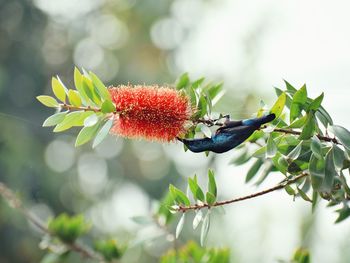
1, 0, 350, 262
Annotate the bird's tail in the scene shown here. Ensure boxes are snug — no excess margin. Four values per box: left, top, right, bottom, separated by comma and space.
242, 113, 276, 127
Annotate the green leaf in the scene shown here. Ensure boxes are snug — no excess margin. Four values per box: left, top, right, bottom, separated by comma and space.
37, 95, 59, 108
206, 192, 216, 205
198, 95, 208, 117
200, 211, 210, 246
53, 111, 84, 132
169, 185, 190, 206
299, 112, 316, 140
101, 99, 116, 113
68, 89, 82, 107
252, 146, 267, 158
75, 123, 101, 146
335, 206, 350, 223
270, 92, 286, 118
287, 141, 303, 160
293, 247, 310, 263
193, 210, 203, 230
175, 213, 185, 239
188, 175, 205, 202
89, 71, 111, 100
176, 73, 189, 90
308, 92, 324, 111
52, 77, 67, 102
191, 77, 205, 89
331, 125, 350, 150
266, 135, 277, 158
82, 76, 101, 105
312, 191, 319, 213
42, 111, 67, 127
323, 148, 337, 192
208, 169, 217, 197
310, 136, 323, 159
199, 123, 212, 138
297, 187, 311, 202
333, 145, 345, 170
245, 159, 263, 183
309, 153, 325, 191
290, 85, 307, 122
284, 80, 297, 92
74, 67, 88, 104
285, 185, 295, 195
93, 118, 114, 148
84, 114, 99, 127
289, 115, 307, 128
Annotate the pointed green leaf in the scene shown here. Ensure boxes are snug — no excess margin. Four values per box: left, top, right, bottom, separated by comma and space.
270, 92, 286, 118
335, 206, 350, 223
37, 95, 59, 108
333, 145, 345, 170
308, 92, 324, 111
206, 192, 216, 205
289, 115, 307, 128
193, 210, 203, 230
42, 111, 67, 127
266, 135, 277, 158
169, 185, 190, 206
93, 118, 114, 148
68, 90, 82, 107
53, 111, 84, 132
309, 153, 325, 191
89, 71, 111, 100
75, 123, 101, 146
245, 159, 263, 183
176, 73, 189, 90
297, 187, 311, 202
101, 99, 116, 113
290, 85, 307, 122
287, 141, 303, 160
285, 185, 295, 195
200, 211, 210, 246
299, 112, 316, 140
188, 175, 205, 202
331, 125, 350, 150
82, 76, 101, 106
284, 80, 297, 92
84, 114, 99, 127
74, 67, 88, 103
322, 148, 337, 192
208, 169, 217, 197
310, 136, 323, 159
52, 77, 67, 102
175, 213, 185, 239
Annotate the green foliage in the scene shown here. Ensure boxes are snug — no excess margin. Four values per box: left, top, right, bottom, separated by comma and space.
38, 68, 115, 147
292, 247, 310, 263
48, 214, 90, 244
160, 241, 230, 263
94, 239, 125, 261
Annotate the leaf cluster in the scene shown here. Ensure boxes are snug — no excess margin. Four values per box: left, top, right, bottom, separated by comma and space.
37, 68, 116, 148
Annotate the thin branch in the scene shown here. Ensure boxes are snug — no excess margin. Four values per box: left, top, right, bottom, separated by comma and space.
272, 127, 339, 144
176, 173, 309, 212
0, 182, 104, 262
59, 103, 103, 113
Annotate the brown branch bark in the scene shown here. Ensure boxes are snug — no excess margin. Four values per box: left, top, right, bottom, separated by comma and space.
177, 173, 309, 212
0, 182, 104, 262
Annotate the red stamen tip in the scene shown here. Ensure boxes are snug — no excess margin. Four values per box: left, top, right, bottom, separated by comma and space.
109, 85, 192, 142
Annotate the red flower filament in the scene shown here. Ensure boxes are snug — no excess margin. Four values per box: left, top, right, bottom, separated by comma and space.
109, 85, 192, 142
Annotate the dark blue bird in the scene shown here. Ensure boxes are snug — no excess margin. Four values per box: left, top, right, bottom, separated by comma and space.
178, 113, 275, 153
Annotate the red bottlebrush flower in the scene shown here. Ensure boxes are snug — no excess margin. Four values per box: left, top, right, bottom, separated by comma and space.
109, 85, 192, 142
